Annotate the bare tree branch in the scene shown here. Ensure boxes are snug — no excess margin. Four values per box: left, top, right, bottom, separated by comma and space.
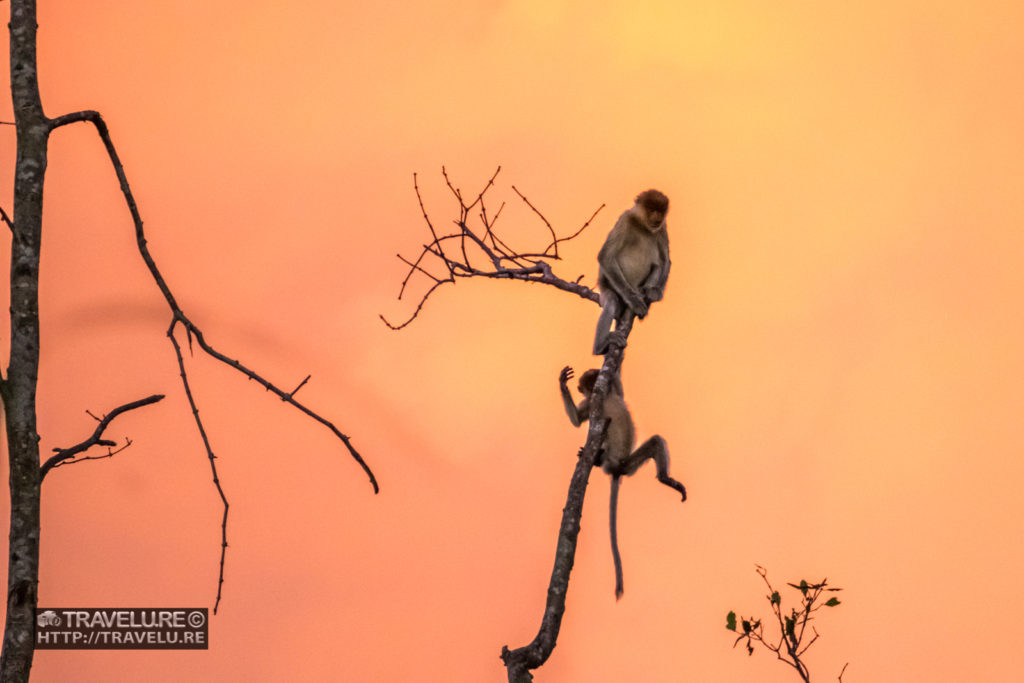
392, 169, 645, 680
0, 206, 12, 232
500, 319, 633, 683
168, 327, 230, 614
46, 109, 379, 614
40, 395, 164, 479
381, 167, 603, 330
47, 438, 138, 472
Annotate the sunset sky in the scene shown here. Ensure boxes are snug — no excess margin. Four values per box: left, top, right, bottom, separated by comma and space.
2, 1, 1023, 681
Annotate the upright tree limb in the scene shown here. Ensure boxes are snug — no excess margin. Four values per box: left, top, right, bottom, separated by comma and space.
500, 320, 633, 683
389, 170, 637, 681
2, 2, 50, 679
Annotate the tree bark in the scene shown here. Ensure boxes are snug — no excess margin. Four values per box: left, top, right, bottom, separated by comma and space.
2, 1, 48, 679
501, 319, 632, 681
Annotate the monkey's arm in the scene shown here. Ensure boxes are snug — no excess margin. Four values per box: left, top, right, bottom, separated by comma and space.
559, 366, 587, 426
597, 236, 648, 317
561, 390, 588, 427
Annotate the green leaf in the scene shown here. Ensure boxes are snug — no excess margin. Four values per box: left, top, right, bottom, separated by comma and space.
770, 591, 780, 606
742, 619, 751, 634
726, 611, 737, 631
785, 616, 795, 637
825, 597, 841, 607
799, 580, 809, 596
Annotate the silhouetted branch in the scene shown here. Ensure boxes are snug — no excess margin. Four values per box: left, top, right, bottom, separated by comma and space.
41, 394, 165, 479
500, 318, 633, 683
392, 169, 637, 680
48, 109, 379, 614
726, 565, 844, 683
168, 327, 230, 614
381, 167, 604, 330
0, 206, 12, 232
47, 438, 136, 471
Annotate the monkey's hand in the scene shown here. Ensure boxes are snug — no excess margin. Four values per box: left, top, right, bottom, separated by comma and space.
643, 285, 663, 304
627, 292, 649, 319
606, 330, 629, 351
578, 446, 604, 468
559, 366, 575, 387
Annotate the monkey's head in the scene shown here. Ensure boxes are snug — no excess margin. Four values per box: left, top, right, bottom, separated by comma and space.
635, 189, 669, 231
578, 369, 601, 397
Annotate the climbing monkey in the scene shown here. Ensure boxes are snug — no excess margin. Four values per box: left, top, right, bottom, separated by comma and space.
593, 189, 671, 355
558, 366, 686, 599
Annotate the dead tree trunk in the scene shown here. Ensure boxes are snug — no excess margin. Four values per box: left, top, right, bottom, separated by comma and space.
1, 3, 378, 680
1, 1, 47, 679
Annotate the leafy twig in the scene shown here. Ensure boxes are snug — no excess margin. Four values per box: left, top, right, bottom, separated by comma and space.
726, 565, 845, 682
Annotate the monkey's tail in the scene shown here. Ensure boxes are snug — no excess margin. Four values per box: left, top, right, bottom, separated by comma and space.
610, 475, 624, 600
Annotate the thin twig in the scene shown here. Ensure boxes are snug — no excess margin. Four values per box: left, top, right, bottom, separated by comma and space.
168, 324, 230, 614
384, 168, 602, 329
49, 438, 135, 471
41, 395, 164, 479
286, 374, 311, 399
730, 567, 843, 683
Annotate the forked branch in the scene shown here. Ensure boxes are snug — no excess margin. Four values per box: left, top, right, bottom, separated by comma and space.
40, 394, 165, 479
381, 167, 603, 329
48, 110, 378, 614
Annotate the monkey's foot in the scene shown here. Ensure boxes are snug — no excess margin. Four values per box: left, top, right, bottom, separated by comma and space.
660, 476, 687, 502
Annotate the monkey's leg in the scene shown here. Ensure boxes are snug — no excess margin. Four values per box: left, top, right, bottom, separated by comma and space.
593, 294, 623, 355
623, 435, 687, 502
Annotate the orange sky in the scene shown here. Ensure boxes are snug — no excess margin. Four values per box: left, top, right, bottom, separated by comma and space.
2, 1, 1023, 681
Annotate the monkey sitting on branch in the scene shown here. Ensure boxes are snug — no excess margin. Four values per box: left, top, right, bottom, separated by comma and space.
558, 366, 687, 599
593, 189, 671, 355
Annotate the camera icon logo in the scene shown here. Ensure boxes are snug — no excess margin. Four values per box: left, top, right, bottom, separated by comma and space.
37, 611, 60, 628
